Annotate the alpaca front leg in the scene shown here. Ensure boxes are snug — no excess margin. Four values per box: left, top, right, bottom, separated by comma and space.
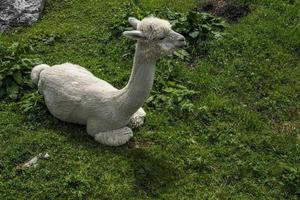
128, 108, 146, 129
94, 127, 133, 146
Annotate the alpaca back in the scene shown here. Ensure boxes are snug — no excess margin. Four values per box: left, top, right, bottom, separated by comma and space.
32, 63, 120, 125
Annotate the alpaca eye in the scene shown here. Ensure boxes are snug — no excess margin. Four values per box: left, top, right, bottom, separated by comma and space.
158, 36, 165, 40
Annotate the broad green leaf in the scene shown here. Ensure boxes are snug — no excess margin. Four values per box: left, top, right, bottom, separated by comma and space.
174, 49, 190, 60
189, 31, 199, 39
146, 95, 155, 103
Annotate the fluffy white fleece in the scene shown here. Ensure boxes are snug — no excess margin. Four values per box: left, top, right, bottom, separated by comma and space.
31, 16, 186, 146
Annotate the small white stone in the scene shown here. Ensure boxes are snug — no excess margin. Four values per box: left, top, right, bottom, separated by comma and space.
44, 153, 50, 159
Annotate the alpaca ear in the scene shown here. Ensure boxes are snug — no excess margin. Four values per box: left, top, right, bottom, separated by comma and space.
123, 30, 145, 40
128, 17, 140, 29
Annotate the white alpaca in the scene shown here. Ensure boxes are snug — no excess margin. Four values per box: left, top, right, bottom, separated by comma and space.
31, 17, 186, 146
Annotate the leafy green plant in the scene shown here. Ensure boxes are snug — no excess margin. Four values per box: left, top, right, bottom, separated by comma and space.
0, 42, 42, 100
147, 60, 199, 114
17, 91, 45, 113
147, 83, 198, 113
167, 10, 226, 62
15, 91, 53, 126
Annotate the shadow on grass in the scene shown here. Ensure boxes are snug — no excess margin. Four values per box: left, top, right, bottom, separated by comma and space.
42, 119, 179, 198
126, 150, 179, 197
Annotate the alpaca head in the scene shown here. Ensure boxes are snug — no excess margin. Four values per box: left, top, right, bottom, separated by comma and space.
123, 17, 186, 58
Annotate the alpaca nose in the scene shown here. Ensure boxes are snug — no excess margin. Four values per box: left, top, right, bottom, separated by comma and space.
178, 36, 185, 42
178, 36, 187, 47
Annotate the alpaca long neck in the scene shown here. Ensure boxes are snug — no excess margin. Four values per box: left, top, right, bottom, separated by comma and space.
121, 42, 157, 115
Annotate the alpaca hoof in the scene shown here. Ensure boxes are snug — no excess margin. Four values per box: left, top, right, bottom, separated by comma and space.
129, 108, 146, 129
94, 127, 133, 146
129, 116, 145, 129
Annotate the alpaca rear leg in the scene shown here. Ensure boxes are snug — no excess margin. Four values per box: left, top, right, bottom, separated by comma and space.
128, 108, 146, 129
94, 127, 133, 146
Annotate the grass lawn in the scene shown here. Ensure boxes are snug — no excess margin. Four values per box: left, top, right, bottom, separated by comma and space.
0, 0, 299, 199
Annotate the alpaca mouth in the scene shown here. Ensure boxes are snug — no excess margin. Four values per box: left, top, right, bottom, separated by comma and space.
175, 44, 185, 48
174, 45, 184, 49
175, 41, 187, 48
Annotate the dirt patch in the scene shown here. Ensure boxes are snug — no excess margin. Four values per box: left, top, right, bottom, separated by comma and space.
280, 121, 300, 135
127, 140, 155, 149
200, 0, 250, 22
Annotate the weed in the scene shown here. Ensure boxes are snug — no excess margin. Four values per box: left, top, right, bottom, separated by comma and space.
0, 41, 42, 100
167, 9, 225, 62
17, 91, 45, 114
13, 91, 56, 127
146, 60, 199, 115
147, 83, 198, 113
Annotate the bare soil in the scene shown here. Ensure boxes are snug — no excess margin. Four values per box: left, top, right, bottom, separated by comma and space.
200, 0, 250, 22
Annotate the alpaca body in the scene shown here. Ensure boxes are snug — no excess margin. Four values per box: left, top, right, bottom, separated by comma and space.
37, 63, 136, 131
31, 17, 185, 146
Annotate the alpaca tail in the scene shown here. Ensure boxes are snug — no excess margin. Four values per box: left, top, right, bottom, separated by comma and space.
31, 64, 50, 85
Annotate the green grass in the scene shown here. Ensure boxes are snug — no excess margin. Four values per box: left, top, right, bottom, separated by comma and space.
0, 0, 299, 199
